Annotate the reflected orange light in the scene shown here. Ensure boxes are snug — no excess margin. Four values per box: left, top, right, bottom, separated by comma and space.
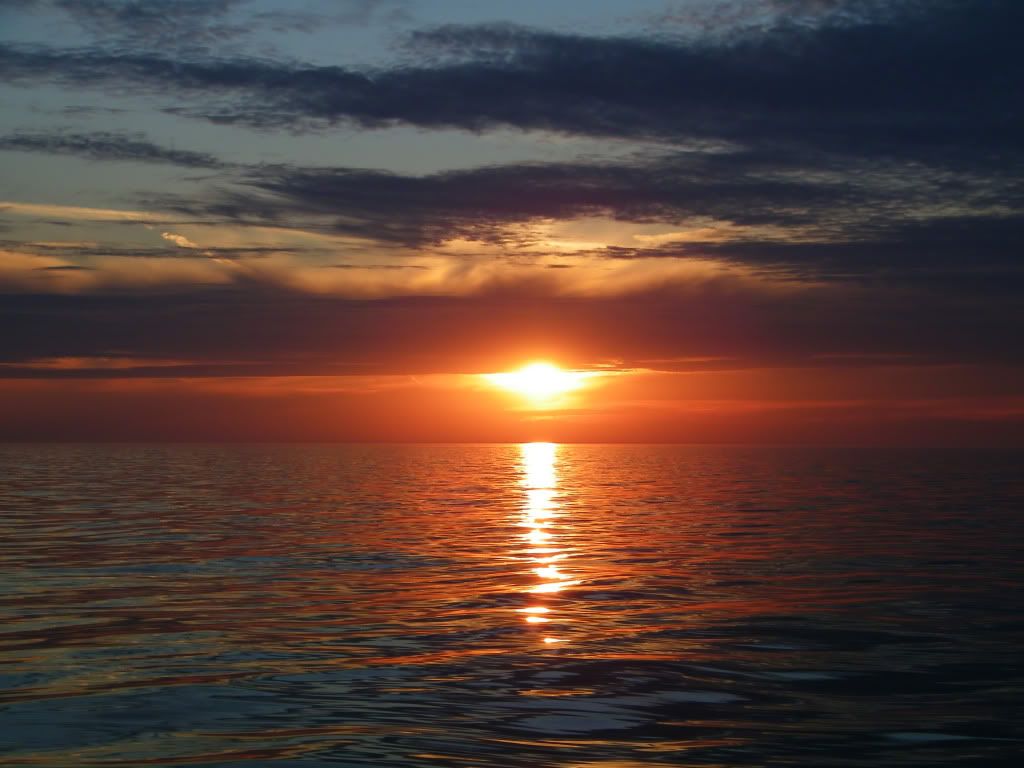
530, 579, 581, 594
517, 442, 582, 638
534, 553, 566, 564
526, 488, 556, 513
527, 529, 551, 543
522, 442, 557, 488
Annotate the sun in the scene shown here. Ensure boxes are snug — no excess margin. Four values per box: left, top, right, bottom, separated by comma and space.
483, 362, 593, 401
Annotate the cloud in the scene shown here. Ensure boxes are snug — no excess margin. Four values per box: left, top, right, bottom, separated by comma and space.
0, 0, 1018, 258
1, 273, 1021, 383
160, 231, 200, 249
255, 0, 413, 33
141, 148, 1016, 293
0, 200, 167, 222
676, 214, 1024, 279
3, 237, 310, 261
0, 246, 234, 292
0, 0, 1021, 391
0, 354, 194, 370
636, 0, 921, 37
39, 0, 246, 49
3, 0, 412, 50
0, 130, 1006, 291
200, 156, 839, 247
0, 131, 228, 168
0, 237, 786, 301
0, 120, 1017, 293
0, 1, 1016, 157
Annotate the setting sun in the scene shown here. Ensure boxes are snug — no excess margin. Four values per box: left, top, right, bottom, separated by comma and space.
483, 362, 593, 401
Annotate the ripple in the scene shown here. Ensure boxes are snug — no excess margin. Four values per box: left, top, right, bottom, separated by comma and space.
0, 443, 1022, 766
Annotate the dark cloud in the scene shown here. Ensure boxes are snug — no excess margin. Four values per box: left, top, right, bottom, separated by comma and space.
5, 240, 299, 260
1, 2, 1019, 273
0, 131, 228, 168
140, 149, 1013, 290
0, 283, 1020, 380
0, 1, 1019, 161
640, 0, 924, 36
393, 4, 1021, 160
2, 0, 411, 49
683, 215, 1024, 274
195, 154, 858, 245
564, 212, 1024, 287
0, 0, 1021, 394
53, 0, 245, 48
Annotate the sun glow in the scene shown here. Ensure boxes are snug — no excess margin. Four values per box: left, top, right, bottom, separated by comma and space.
483, 362, 593, 401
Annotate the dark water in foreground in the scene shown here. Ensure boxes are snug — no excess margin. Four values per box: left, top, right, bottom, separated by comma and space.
1, 444, 1022, 767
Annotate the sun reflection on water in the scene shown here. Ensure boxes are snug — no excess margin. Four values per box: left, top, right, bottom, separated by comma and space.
519, 442, 577, 644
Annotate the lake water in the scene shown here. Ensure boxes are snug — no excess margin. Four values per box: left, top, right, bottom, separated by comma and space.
1, 444, 1022, 766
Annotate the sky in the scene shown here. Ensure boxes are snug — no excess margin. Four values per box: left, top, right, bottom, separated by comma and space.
1, 0, 1022, 443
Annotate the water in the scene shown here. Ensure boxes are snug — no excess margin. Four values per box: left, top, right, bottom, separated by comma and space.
1, 444, 1022, 767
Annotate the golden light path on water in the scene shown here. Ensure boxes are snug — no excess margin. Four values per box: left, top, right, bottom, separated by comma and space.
517, 442, 580, 644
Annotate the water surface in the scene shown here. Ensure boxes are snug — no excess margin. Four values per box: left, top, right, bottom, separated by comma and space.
1, 444, 1022, 766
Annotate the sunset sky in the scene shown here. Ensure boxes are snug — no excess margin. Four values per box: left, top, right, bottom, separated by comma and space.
1, 0, 1022, 443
